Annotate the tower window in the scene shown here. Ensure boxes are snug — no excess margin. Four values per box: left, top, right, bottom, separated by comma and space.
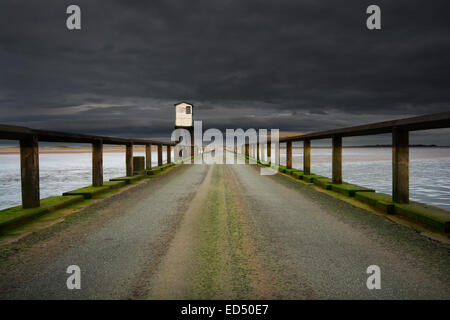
186, 106, 191, 114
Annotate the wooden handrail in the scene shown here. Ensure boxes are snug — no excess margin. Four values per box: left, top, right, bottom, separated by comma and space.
279, 111, 450, 142
0, 123, 175, 209
0, 124, 175, 146
249, 111, 450, 205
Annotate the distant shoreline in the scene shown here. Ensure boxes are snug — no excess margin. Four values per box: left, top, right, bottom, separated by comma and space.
0, 145, 449, 155
0, 146, 150, 155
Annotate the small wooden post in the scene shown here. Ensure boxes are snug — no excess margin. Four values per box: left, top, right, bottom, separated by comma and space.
158, 144, 163, 166
332, 136, 342, 184
304, 139, 311, 175
133, 156, 145, 174
92, 141, 103, 187
20, 135, 40, 208
126, 143, 133, 176
166, 145, 171, 163
145, 144, 152, 170
286, 141, 292, 169
393, 127, 409, 203
267, 140, 271, 163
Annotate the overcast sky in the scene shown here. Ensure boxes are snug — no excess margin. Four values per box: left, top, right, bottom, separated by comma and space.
0, 0, 449, 144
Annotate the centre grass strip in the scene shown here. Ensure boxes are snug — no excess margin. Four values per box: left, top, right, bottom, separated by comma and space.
188, 165, 254, 299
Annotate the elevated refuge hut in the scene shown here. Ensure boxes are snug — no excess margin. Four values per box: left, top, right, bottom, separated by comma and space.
174, 101, 195, 156
175, 101, 193, 128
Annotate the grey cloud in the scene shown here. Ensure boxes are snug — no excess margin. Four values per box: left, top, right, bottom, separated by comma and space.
0, 0, 449, 144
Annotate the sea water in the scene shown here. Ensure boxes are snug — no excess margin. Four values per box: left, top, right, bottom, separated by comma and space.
0, 148, 449, 210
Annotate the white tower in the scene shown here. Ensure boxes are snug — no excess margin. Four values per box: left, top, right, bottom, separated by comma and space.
175, 101, 193, 129
174, 101, 195, 157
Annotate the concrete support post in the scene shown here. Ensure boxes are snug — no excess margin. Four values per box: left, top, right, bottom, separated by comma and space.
393, 128, 409, 203
332, 136, 342, 184
145, 144, 152, 170
20, 135, 40, 208
286, 141, 292, 169
92, 141, 103, 187
158, 144, 163, 166
126, 143, 133, 177
303, 139, 311, 175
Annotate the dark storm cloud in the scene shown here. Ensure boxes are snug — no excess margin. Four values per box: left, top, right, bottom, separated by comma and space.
0, 0, 449, 143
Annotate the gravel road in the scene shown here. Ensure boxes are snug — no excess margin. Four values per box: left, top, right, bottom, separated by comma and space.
0, 164, 209, 299
230, 164, 450, 299
0, 161, 448, 299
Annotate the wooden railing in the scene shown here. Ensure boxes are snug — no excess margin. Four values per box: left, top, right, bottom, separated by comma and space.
0, 124, 175, 209
244, 112, 450, 204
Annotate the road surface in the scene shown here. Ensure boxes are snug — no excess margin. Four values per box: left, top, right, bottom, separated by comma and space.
0, 161, 449, 299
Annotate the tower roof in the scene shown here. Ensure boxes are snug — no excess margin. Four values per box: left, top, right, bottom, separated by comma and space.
174, 101, 193, 107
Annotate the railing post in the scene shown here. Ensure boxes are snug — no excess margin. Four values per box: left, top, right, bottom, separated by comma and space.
166, 145, 171, 163
20, 135, 40, 208
190, 129, 195, 159
393, 127, 409, 203
286, 141, 292, 169
275, 142, 280, 168
158, 144, 163, 166
145, 143, 152, 170
267, 140, 271, 164
303, 139, 311, 175
92, 140, 103, 187
245, 143, 249, 164
332, 136, 342, 184
257, 140, 260, 162
126, 142, 133, 177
